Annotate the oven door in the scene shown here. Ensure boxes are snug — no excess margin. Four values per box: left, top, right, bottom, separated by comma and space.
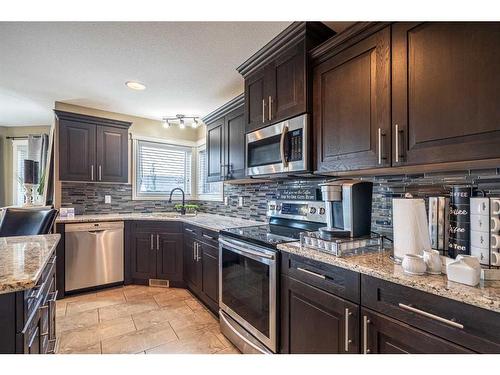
246, 114, 308, 177
219, 236, 277, 352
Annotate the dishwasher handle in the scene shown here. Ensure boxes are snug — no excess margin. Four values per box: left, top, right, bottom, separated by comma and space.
65, 221, 124, 233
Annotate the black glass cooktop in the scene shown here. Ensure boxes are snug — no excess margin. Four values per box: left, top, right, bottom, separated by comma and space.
220, 218, 324, 248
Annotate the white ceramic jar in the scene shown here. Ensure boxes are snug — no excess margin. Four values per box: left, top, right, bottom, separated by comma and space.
402, 254, 427, 276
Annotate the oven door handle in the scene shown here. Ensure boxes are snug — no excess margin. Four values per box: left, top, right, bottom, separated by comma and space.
280, 123, 289, 168
219, 238, 275, 261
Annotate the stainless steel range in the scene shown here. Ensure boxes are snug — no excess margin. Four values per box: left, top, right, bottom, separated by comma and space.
218, 200, 326, 353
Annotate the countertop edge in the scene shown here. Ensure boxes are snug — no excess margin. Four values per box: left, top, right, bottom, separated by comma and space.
0, 234, 60, 295
277, 242, 500, 314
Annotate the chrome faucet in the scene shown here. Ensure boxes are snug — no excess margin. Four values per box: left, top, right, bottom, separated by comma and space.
168, 188, 186, 215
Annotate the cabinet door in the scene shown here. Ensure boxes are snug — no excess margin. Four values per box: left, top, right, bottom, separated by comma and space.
130, 231, 157, 280
280, 275, 359, 354
313, 27, 391, 172
156, 233, 183, 282
269, 41, 306, 123
96, 125, 128, 182
200, 242, 219, 309
244, 68, 268, 132
59, 120, 96, 181
183, 233, 201, 290
392, 22, 500, 166
224, 106, 246, 180
206, 118, 224, 182
361, 308, 473, 354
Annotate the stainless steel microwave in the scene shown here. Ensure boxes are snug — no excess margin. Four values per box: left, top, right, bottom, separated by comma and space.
246, 114, 309, 177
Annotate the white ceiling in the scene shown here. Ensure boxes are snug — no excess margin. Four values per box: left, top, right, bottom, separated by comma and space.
0, 22, 353, 127
0, 22, 293, 126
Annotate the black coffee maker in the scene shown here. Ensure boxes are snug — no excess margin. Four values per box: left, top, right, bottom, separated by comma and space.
318, 179, 373, 240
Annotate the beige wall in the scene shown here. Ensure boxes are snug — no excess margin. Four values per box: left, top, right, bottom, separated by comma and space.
54, 102, 201, 142
53, 102, 207, 208
0, 125, 51, 207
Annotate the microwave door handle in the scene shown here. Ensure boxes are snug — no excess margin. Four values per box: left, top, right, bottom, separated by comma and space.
280, 124, 289, 168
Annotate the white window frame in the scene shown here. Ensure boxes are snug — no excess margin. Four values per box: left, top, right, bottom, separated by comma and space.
12, 139, 28, 206
195, 142, 223, 202
131, 135, 223, 202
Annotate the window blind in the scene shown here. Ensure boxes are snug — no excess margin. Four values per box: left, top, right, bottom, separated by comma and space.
136, 140, 192, 196
197, 148, 222, 196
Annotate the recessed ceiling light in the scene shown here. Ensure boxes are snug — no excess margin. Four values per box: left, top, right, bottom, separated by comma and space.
125, 81, 146, 91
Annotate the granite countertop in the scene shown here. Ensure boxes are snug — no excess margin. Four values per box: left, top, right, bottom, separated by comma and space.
56, 212, 263, 232
277, 242, 500, 314
0, 234, 60, 295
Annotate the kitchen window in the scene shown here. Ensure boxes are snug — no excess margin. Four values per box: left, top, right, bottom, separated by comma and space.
12, 139, 28, 206
196, 145, 222, 200
133, 139, 192, 200
132, 137, 222, 201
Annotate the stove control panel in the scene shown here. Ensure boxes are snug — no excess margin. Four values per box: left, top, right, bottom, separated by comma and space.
267, 200, 326, 224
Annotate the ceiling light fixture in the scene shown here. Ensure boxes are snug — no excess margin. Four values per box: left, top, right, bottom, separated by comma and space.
125, 81, 146, 91
161, 114, 202, 130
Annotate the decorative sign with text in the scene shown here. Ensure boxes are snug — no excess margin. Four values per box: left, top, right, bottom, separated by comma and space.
276, 187, 320, 201
448, 185, 471, 258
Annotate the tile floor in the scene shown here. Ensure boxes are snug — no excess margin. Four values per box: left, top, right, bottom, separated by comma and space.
55, 285, 240, 354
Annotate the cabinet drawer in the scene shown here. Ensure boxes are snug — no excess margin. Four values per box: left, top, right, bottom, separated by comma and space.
23, 254, 56, 324
184, 224, 201, 238
361, 308, 473, 354
135, 221, 182, 233
199, 228, 218, 247
361, 275, 500, 353
281, 252, 360, 303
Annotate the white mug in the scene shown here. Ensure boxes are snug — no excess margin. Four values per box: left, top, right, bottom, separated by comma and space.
492, 199, 500, 215
491, 216, 500, 232
402, 254, 427, 275
423, 249, 442, 274
491, 251, 500, 266
491, 233, 500, 249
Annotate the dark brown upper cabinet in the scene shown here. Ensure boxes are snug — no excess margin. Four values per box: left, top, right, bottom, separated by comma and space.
203, 94, 246, 182
238, 22, 335, 133
311, 22, 500, 175
392, 22, 500, 166
56, 111, 131, 183
313, 26, 391, 172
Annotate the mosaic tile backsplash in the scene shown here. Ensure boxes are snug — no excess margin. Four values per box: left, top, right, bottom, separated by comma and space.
61, 168, 500, 240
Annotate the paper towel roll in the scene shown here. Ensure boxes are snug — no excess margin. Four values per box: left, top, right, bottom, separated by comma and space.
393, 198, 432, 261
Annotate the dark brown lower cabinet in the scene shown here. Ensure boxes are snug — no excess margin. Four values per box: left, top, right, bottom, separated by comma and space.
280, 275, 359, 354
361, 308, 473, 354
0, 253, 57, 354
130, 222, 183, 284
183, 225, 219, 314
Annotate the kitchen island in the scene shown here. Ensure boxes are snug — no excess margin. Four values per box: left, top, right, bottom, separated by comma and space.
0, 234, 60, 353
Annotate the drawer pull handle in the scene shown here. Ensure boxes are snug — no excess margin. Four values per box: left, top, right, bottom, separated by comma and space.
297, 267, 326, 280
185, 228, 195, 233
363, 315, 371, 354
203, 234, 216, 241
398, 303, 464, 329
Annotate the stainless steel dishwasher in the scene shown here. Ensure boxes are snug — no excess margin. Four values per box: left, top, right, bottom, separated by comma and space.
65, 221, 124, 292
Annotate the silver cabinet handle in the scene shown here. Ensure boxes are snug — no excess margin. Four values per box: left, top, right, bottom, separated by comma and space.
185, 228, 195, 234
98, 165, 102, 181
90, 165, 94, 181
395, 124, 399, 163
150, 234, 154, 251
262, 99, 266, 123
156, 234, 160, 251
203, 233, 216, 241
296, 267, 326, 280
363, 315, 371, 354
193, 242, 197, 261
345, 308, 352, 352
268, 96, 272, 121
398, 303, 464, 329
195, 242, 201, 262
377, 128, 385, 165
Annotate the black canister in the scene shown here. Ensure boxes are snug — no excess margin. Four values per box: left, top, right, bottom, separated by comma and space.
448, 185, 471, 258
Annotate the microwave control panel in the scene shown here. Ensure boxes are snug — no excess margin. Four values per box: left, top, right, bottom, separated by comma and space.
288, 129, 303, 162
